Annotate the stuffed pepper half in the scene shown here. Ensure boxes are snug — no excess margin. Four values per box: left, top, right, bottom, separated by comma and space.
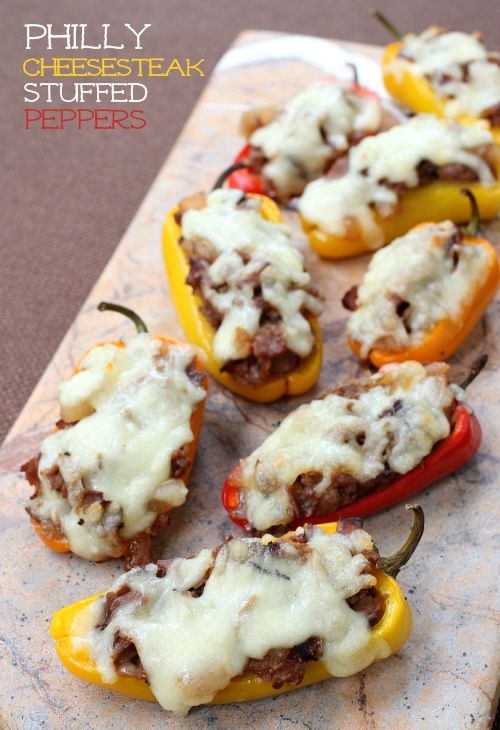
163, 189, 323, 402
51, 509, 423, 716
298, 114, 500, 258
375, 14, 500, 139
222, 360, 481, 532
22, 303, 207, 566
226, 78, 383, 202
344, 191, 499, 366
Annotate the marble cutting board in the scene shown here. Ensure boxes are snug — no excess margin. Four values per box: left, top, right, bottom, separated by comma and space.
0, 31, 499, 730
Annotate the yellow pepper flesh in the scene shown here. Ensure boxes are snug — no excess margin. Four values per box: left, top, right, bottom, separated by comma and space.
162, 194, 323, 401
381, 43, 500, 145
50, 522, 412, 706
301, 157, 500, 260
349, 231, 500, 366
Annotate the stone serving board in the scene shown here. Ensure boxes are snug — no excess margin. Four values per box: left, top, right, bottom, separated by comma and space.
0, 31, 499, 730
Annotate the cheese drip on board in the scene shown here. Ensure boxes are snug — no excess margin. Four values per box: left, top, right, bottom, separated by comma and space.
87, 525, 389, 716
392, 27, 500, 120
347, 221, 492, 358
298, 115, 495, 249
181, 189, 323, 364
239, 361, 456, 531
249, 82, 382, 199
27, 335, 206, 561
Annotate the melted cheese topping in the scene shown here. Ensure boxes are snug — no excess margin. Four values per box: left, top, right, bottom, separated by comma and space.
393, 28, 500, 120
181, 189, 323, 363
28, 335, 206, 560
250, 82, 382, 198
88, 526, 388, 716
240, 361, 456, 530
348, 221, 491, 357
298, 115, 494, 249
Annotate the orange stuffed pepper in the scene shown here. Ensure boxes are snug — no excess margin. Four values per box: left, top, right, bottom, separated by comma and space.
22, 302, 207, 567
344, 190, 499, 366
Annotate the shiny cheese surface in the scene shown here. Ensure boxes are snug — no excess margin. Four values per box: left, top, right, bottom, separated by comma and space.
250, 82, 382, 198
240, 361, 456, 530
87, 525, 388, 716
348, 221, 491, 357
181, 189, 323, 364
298, 115, 494, 249
28, 335, 206, 560
393, 28, 500, 120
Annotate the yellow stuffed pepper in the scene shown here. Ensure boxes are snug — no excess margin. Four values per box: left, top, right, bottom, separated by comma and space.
51, 507, 423, 716
373, 12, 500, 143
344, 190, 499, 366
298, 114, 500, 259
162, 187, 323, 401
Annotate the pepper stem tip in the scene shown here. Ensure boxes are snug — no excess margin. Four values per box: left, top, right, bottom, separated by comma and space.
371, 9, 403, 41
460, 188, 480, 237
460, 354, 488, 390
212, 162, 249, 191
97, 302, 148, 334
346, 62, 359, 86
378, 504, 424, 578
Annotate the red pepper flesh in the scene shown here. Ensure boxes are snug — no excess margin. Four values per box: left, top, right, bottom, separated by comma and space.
222, 402, 481, 531
227, 144, 267, 195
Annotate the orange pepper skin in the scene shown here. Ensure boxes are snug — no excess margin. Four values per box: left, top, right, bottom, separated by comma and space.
50, 522, 412, 707
162, 195, 323, 402
29, 337, 207, 556
31, 518, 72, 553
381, 42, 500, 145
349, 231, 499, 366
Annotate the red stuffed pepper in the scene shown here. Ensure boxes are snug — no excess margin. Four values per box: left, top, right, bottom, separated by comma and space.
222, 359, 484, 532
225, 75, 383, 203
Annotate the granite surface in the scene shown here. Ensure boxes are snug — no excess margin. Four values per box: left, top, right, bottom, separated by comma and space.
0, 32, 499, 730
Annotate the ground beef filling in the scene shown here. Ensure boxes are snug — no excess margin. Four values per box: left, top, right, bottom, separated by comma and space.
180, 207, 316, 386
245, 637, 324, 689
101, 525, 385, 688
221, 322, 302, 387
21, 455, 42, 499
482, 102, 500, 127
289, 468, 396, 522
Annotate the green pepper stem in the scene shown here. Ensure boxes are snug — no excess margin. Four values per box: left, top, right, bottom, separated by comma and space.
371, 9, 403, 41
97, 302, 148, 334
212, 162, 248, 191
378, 505, 424, 578
460, 354, 488, 390
346, 62, 359, 86
460, 188, 480, 237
